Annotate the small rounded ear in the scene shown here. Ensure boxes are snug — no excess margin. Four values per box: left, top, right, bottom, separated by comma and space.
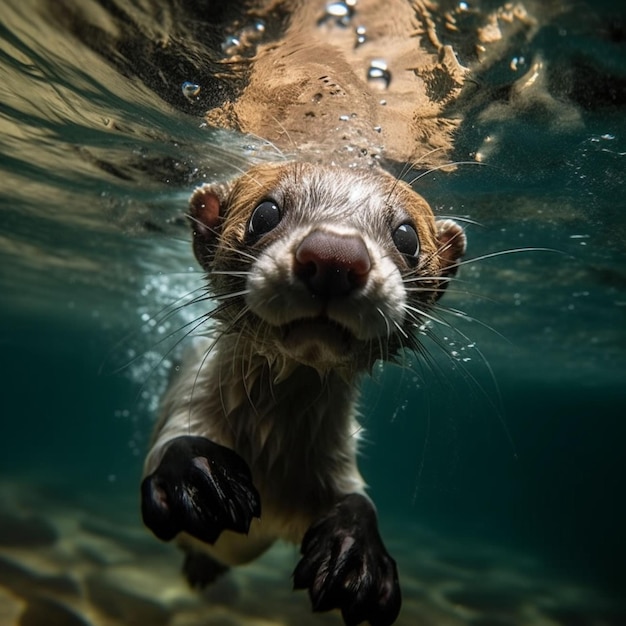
435, 218, 466, 279
188, 183, 232, 269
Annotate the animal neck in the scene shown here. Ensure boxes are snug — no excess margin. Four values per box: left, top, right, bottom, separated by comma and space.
215, 332, 357, 416
211, 333, 359, 466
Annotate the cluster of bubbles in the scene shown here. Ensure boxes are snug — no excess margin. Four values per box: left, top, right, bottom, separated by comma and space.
509, 55, 527, 72
181, 18, 268, 101
416, 321, 476, 365
390, 398, 410, 423
445, 336, 475, 363
184, 1, 396, 105
355, 25, 367, 46
321, 1, 396, 101
322, 2, 393, 90
119, 258, 210, 440
220, 18, 267, 57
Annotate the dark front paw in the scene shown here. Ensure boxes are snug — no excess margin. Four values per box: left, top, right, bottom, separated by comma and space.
141, 436, 260, 545
293, 493, 401, 626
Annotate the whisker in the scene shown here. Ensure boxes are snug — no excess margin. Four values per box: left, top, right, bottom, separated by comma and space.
454, 247, 562, 269
185, 214, 259, 265
412, 303, 518, 460
106, 295, 219, 376
391, 319, 409, 340
410, 146, 448, 167
241, 130, 287, 160
212, 270, 253, 277
189, 305, 252, 429
376, 307, 392, 339
130, 311, 217, 415
99, 283, 210, 374
435, 215, 484, 227
407, 160, 488, 185
403, 303, 452, 329
433, 304, 511, 344
215, 288, 251, 301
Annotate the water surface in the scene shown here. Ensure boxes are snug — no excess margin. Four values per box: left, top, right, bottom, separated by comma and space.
1, 1, 625, 624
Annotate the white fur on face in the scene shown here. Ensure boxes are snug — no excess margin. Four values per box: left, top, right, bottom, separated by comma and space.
246, 222, 406, 340
242, 169, 410, 368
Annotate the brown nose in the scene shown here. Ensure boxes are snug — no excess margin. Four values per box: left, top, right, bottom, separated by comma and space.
294, 230, 371, 297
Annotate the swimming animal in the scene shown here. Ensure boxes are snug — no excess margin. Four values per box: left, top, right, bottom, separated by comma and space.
141, 1, 471, 624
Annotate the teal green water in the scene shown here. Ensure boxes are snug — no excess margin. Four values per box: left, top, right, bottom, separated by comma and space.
1, 0, 625, 621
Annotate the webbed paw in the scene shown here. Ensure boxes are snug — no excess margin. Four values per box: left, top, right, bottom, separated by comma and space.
293, 493, 401, 626
141, 436, 260, 545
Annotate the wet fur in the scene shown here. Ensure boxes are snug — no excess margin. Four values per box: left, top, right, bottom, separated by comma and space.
142, 160, 465, 624
141, 2, 469, 625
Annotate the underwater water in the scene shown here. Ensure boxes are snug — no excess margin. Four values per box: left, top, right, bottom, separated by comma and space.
1, 0, 625, 624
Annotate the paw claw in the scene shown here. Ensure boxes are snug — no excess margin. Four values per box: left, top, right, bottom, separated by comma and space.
294, 494, 401, 626
140, 477, 180, 541
141, 436, 260, 545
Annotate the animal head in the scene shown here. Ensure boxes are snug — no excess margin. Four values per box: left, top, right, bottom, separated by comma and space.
188, 162, 465, 373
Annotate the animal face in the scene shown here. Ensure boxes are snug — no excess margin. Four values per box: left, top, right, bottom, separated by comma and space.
189, 162, 466, 372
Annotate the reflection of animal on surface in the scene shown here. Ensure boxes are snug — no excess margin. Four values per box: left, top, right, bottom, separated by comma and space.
139, 1, 521, 625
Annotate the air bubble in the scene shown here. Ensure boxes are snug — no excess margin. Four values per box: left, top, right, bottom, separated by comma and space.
237, 19, 266, 50
327, 2, 349, 17
182, 81, 201, 102
355, 25, 367, 46
242, 19, 266, 37
367, 59, 391, 89
320, 0, 357, 27
221, 35, 241, 55
510, 56, 526, 72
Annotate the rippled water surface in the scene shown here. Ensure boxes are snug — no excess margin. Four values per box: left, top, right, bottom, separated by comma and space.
1, 1, 625, 625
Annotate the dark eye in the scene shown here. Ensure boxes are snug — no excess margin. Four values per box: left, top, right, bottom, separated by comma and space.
248, 200, 281, 238
392, 223, 420, 257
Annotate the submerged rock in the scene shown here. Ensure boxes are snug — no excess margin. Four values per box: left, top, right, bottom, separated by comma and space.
0, 511, 58, 548
0, 553, 80, 598
85, 564, 198, 626
19, 596, 92, 626
0, 587, 24, 625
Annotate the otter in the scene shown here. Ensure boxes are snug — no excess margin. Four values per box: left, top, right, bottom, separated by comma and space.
141, 1, 469, 625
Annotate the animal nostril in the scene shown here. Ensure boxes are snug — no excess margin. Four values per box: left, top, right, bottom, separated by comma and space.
294, 230, 371, 297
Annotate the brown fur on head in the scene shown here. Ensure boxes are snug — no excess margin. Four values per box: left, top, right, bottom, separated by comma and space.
189, 161, 465, 293
188, 161, 466, 370
189, 163, 284, 272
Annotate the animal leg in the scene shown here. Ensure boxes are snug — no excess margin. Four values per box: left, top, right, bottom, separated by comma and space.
293, 493, 401, 626
141, 435, 261, 545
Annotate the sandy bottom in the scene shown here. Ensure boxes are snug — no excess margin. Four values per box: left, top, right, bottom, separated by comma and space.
0, 479, 621, 626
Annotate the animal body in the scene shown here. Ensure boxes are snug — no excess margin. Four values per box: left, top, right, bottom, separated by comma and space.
141, 1, 470, 624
